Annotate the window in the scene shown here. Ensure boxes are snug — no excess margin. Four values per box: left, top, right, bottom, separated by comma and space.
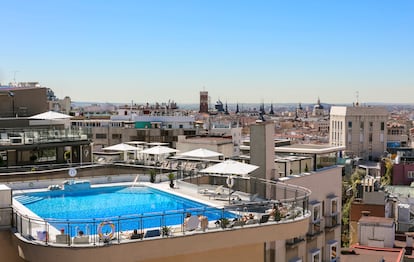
360, 122, 364, 130
179, 124, 183, 128
112, 134, 122, 139
348, 121, 352, 128
327, 241, 338, 261
309, 249, 321, 262
96, 133, 107, 139
381, 122, 385, 131
331, 199, 338, 215
369, 133, 372, 142
311, 202, 321, 222
408, 171, 414, 179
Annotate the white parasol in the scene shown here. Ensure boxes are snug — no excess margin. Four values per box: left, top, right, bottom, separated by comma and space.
180, 148, 223, 159
200, 159, 259, 177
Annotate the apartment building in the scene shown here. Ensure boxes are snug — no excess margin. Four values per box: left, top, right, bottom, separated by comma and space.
250, 121, 342, 262
329, 105, 389, 161
71, 115, 197, 151
0, 83, 48, 118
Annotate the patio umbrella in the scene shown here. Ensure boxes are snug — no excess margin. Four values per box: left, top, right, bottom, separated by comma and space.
200, 160, 259, 203
140, 146, 179, 155
200, 159, 259, 177
146, 142, 169, 146
140, 146, 179, 165
29, 111, 72, 120
103, 143, 139, 151
180, 148, 223, 159
102, 143, 141, 161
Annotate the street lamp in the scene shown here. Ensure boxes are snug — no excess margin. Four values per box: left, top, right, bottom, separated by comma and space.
8, 91, 15, 117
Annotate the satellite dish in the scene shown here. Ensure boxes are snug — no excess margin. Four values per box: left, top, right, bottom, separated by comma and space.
68, 168, 77, 177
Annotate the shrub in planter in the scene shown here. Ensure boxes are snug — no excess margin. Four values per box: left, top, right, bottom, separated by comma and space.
149, 169, 156, 183
168, 173, 175, 188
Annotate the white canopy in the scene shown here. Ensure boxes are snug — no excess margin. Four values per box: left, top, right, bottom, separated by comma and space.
29, 111, 72, 120
180, 148, 223, 159
146, 142, 169, 146
102, 143, 141, 161
200, 160, 259, 177
102, 143, 140, 151
126, 141, 147, 145
140, 146, 179, 155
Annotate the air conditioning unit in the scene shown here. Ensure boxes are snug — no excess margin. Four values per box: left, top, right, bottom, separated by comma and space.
25, 138, 34, 144
9, 137, 23, 145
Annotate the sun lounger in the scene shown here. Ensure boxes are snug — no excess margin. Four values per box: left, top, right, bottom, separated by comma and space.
198, 185, 224, 196
229, 220, 245, 228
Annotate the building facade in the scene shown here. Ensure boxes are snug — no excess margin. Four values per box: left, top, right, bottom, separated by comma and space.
330, 105, 389, 161
199, 91, 209, 113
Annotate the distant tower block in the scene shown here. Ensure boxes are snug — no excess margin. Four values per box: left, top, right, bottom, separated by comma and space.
199, 91, 208, 113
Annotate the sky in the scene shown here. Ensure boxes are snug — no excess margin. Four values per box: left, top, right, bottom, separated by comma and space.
1, 0, 413, 105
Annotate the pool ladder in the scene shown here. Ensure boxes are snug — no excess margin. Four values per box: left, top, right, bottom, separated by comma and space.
131, 174, 140, 187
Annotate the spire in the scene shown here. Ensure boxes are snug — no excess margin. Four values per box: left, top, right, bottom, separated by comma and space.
235, 103, 239, 114
269, 103, 274, 115
225, 101, 229, 115
259, 101, 265, 115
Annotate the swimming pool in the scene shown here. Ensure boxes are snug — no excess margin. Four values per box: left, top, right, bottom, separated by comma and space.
14, 185, 234, 236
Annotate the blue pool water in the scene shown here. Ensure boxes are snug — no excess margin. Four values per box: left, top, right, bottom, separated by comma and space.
15, 186, 233, 236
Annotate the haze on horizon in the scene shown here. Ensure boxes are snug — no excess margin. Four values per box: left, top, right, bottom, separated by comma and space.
1, 1, 413, 105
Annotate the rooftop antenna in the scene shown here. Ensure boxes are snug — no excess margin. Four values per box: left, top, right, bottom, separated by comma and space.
13, 70, 19, 85
356, 91, 359, 106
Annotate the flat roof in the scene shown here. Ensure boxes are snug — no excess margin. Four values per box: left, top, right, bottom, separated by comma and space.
341, 245, 404, 262
274, 144, 345, 154
358, 216, 394, 226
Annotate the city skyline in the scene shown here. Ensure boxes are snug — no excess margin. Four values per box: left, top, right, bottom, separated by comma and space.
1, 0, 413, 104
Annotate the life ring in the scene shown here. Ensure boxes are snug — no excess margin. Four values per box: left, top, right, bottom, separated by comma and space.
226, 176, 234, 188
97, 221, 115, 240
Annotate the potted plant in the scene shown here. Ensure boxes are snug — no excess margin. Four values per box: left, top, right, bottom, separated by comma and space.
274, 209, 281, 222
219, 218, 230, 229
149, 169, 156, 183
168, 173, 175, 188
161, 226, 171, 237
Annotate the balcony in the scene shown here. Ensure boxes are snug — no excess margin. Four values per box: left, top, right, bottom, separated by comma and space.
0, 128, 89, 147
286, 236, 305, 248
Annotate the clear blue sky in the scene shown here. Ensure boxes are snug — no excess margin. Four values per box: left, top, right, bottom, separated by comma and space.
1, 0, 413, 104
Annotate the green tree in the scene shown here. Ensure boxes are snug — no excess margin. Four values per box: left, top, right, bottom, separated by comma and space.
381, 158, 393, 187
341, 168, 364, 247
